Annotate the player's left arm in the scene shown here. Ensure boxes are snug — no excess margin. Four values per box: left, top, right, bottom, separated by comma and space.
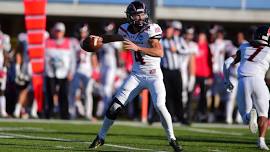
223, 50, 241, 92
123, 38, 163, 57
224, 50, 241, 70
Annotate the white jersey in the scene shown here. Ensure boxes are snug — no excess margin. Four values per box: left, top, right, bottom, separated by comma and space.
0, 31, 10, 70
77, 49, 92, 77
210, 39, 231, 74
118, 23, 162, 76
238, 42, 270, 78
45, 38, 78, 79
179, 39, 198, 73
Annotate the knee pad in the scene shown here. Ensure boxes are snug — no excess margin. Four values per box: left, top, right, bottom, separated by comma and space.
106, 98, 124, 120
0, 90, 4, 96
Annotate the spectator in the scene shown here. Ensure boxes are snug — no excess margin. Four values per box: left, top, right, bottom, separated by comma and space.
45, 22, 79, 119
69, 24, 94, 120
180, 27, 198, 125
98, 22, 118, 116
194, 31, 213, 122
160, 22, 184, 124
209, 26, 234, 122
13, 33, 35, 118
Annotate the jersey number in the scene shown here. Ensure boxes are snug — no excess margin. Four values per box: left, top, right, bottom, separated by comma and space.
134, 52, 145, 65
247, 48, 262, 62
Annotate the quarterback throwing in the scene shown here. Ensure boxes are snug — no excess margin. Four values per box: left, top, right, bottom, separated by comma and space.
81, 1, 183, 152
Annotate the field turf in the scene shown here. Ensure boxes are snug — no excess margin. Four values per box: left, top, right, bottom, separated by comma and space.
0, 119, 267, 152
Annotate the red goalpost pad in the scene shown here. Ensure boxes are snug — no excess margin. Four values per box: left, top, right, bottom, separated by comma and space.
24, 0, 47, 113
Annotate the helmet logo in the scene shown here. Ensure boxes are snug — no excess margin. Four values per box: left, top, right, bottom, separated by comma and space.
136, 9, 144, 13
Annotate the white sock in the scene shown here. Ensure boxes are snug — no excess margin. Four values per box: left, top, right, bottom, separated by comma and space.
98, 116, 115, 139
14, 103, 22, 118
259, 137, 266, 143
75, 101, 85, 116
155, 104, 176, 141
85, 81, 93, 119
85, 98, 93, 119
31, 100, 38, 118
96, 101, 104, 117
0, 96, 7, 115
226, 99, 234, 123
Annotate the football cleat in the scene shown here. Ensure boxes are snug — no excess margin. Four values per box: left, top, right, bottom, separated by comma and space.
249, 108, 258, 134
169, 138, 183, 152
89, 135, 105, 149
257, 140, 269, 151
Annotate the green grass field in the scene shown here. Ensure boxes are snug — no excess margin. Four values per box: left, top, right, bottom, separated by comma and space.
0, 119, 267, 152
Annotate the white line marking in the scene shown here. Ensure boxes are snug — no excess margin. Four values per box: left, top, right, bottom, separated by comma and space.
0, 127, 54, 132
55, 145, 72, 149
0, 118, 248, 129
105, 143, 166, 151
0, 133, 166, 151
0, 135, 14, 139
186, 128, 243, 136
209, 149, 225, 152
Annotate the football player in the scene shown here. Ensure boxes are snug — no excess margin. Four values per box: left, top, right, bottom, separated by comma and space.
69, 24, 94, 120
83, 1, 183, 151
180, 27, 198, 124
224, 25, 270, 150
0, 25, 10, 117
98, 22, 118, 116
209, 26, 231, 122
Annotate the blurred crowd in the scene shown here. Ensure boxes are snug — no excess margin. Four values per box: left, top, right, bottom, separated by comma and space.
0, 20, 268, 125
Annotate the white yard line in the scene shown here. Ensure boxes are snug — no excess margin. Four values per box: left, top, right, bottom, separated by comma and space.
55, 145, 72, 149
0, 118, 248, 129
0, 132, 165, 152
104, 143, 166, 152
0, 135, 14, 139
209, 149, 225, 152
185, 128, 243, 136
0, 127, 55, 132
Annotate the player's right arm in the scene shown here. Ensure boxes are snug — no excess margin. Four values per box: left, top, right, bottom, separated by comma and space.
81, 24, 126, 52
81, 34, 122, 52
101, 35, 124, 43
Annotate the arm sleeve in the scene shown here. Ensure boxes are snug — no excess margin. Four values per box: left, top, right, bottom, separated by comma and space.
148, 24, 162, 40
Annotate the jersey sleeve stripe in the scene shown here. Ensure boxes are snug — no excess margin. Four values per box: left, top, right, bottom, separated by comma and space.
149, 34, 162, 39
119, 26, 129, 36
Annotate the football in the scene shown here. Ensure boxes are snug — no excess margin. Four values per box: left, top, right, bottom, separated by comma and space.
81, 35, 103, 52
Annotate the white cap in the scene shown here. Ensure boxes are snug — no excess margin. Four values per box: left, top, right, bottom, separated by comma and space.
80, 24, 89, 33
54, 22, 65, 32
186, 27, 195, 34
172, 21, 182, 30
